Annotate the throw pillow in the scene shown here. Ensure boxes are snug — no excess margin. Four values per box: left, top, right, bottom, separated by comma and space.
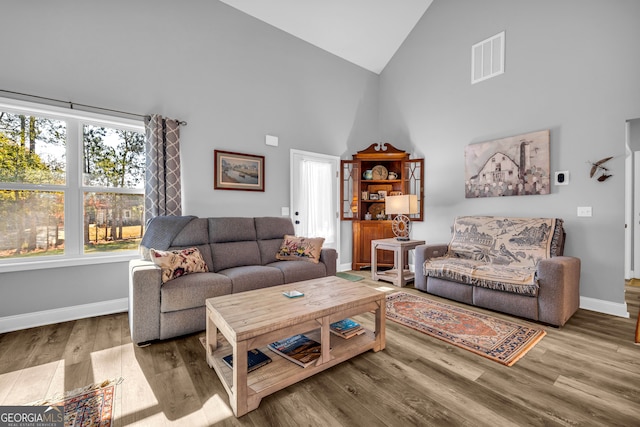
276, 235, 324, 264
149, 247, 209, 283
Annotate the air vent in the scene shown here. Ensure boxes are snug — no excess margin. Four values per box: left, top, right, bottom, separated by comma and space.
471, 31, 505, 84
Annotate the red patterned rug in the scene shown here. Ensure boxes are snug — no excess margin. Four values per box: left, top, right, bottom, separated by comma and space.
386, 292, 546, 366
31, 378, 121, 426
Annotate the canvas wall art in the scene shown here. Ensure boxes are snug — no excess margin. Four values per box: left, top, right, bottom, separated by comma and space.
465, 130, 550, 198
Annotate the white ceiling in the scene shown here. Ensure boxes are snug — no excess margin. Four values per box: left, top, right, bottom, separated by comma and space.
219, 0, 434, 74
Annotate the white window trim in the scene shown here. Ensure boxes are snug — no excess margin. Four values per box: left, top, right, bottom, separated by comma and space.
0, 96, 145, 272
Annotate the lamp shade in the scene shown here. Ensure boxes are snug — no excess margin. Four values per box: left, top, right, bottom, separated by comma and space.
385, 194, 418, 215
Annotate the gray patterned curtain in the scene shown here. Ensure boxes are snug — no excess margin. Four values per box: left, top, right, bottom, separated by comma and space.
144, 115, 182, 220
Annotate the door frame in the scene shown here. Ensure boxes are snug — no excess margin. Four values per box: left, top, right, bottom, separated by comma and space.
289, 149, 341, 266
625, 118, 640, 279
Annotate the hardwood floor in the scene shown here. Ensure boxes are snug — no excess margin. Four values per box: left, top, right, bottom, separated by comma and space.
1, 273, 639, 426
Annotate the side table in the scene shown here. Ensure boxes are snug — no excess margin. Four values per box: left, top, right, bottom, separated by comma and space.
371, 238, 425, 287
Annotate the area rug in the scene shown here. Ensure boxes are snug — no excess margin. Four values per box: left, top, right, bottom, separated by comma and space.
386, 292, 545, 366
336, 272, 364, 282
30, 378, 122, 426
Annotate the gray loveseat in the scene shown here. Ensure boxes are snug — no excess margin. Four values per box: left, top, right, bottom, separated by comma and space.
129, 216, 337, 345
414, 216, 580, 326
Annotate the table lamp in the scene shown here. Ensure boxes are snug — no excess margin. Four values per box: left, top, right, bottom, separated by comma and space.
385, 194, 418, 241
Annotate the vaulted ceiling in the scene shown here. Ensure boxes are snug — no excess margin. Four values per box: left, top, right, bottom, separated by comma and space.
218, 0, 434, 74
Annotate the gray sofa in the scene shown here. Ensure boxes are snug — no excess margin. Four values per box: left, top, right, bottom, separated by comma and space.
414, 216, 580, 326
129, 216, 337, 344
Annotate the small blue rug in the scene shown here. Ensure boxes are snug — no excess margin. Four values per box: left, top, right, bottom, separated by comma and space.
336, 272, 364, 282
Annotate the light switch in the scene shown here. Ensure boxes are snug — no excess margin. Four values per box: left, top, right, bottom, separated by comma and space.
577, 206, 592, 217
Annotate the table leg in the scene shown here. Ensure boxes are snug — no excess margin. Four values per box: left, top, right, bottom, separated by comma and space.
372, 242, 379, 281
231, 340, 249, 417
374, 299, 386, 351
318, 316, 331, 365
394, 247, 403, 287
205, 309, 218, 367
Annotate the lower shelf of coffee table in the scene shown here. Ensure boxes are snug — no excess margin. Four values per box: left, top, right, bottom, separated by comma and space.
206, 327, 376, 399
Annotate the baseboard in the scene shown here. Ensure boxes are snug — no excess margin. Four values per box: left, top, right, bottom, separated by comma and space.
338, 263, 416, 273
580, 296, 629, 318
0, 292, 627, 334
338, 262, 352, 272
0, 298, 128, 334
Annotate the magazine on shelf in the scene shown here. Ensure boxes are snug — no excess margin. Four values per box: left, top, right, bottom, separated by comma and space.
330, 318, 365, 339
222, 348, 272, 372
268, 334, 324, 368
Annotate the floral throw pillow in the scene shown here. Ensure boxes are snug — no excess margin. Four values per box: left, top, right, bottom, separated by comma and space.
276, 235, 325, 264
149, 247, 209, 283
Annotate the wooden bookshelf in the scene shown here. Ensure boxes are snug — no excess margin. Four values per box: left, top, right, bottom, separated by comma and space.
341, 143, 424, 270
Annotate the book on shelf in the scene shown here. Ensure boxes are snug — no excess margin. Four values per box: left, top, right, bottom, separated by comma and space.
268, 334, 325, 368
330, 318, 365, 339
222, 348, 272, 372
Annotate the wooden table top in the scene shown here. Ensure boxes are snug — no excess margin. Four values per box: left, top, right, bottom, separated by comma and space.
206, 276, 385, 342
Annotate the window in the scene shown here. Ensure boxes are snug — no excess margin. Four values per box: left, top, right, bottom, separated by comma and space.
0, 97, 145, 264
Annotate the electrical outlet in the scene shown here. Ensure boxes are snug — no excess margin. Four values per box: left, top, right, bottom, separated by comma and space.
577, 206, 592, 217
554, 171, 569, 185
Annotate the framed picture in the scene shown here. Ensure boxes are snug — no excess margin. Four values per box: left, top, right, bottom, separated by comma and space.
378, 190, 387, 200
361, 191, 369, 200
214, 150, 265, 192
465, 130, 550, 198
369, 193, 379, 200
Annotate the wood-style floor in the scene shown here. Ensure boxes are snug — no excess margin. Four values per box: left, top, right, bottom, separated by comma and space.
1, 273, 639, 426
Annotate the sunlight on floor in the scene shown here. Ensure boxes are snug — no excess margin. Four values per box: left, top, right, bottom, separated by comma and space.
375, 285, 397, 292
202, 393, 235, 424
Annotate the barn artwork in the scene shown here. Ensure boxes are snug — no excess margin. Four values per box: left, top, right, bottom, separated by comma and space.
465, 130, 550, 198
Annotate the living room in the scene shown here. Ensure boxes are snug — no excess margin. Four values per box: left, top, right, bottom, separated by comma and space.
1, 0, 639, 425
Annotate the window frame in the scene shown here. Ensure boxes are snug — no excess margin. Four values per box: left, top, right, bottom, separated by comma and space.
0, 96, 145, 272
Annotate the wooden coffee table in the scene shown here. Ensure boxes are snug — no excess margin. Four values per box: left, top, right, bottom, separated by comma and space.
205, 276, 386, 417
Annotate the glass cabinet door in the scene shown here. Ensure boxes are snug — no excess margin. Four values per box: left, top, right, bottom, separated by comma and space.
404, 158, 424, 221
341, 160, 358, 220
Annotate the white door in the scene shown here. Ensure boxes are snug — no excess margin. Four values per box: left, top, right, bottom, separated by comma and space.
633, 150, 640, 279
627, 119, 640, 279
290, 150, 340, 260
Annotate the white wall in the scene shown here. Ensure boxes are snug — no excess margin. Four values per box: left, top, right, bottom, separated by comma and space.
3, 0, 638, 327
0, 0, 378, 325
379, 0, 640, 314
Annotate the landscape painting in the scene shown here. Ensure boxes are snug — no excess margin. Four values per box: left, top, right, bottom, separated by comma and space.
465, 130, 550, 198
214, 150, 265, 191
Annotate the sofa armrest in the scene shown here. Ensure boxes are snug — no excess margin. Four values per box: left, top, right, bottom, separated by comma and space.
320, 248, 338, 276
129, 259, 163, 345
414, 244, 449, 291
536, 256, 581, 326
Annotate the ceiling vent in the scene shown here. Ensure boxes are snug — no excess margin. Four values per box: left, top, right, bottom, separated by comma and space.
471, 31, 505, 84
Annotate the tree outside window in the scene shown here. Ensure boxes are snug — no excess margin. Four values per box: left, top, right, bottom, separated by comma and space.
0, 106, 145, 260
82, 125, 145, 253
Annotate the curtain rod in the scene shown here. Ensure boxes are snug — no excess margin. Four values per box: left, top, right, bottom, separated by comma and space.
0, 89, 187, 126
